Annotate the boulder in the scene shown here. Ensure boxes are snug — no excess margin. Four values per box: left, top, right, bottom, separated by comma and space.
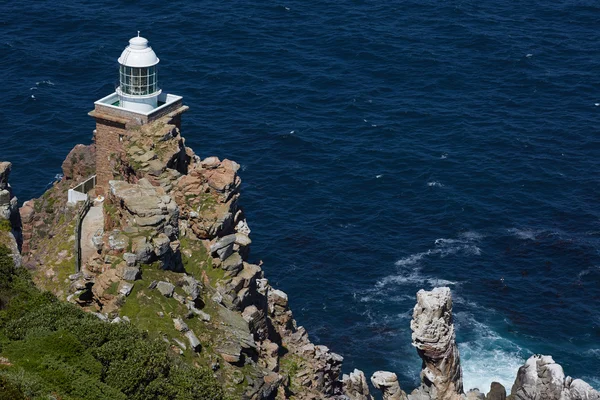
221, 252, 243, 274
122, 266, 140, 281
486, 382, 506, 400
173, 317, 189, 332
119, 283, 133, 297
181, 274, 201, 300
123, 252, 136, 266
187, 303, 211, 321
465, 389, 485, 399
132, 237, 154, 264
185, 330, 201, 352
210, 234, 236, 260
156, 281, 175, 297
152, 233, 171, 256
370, 371, 407, 400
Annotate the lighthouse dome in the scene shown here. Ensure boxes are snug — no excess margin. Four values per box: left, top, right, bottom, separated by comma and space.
118, 35, 159, 67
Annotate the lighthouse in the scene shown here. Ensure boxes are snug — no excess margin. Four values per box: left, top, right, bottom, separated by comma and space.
89, 34, 188, 192
116, 33, 161, 112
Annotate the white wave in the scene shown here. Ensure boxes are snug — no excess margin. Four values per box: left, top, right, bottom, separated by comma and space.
376, 174, 383, 178
376, 270, 424, 287
507, 228, 538, 240
427, 181, 444, 187
577, 266, 600, 279
586, 348, 600, 358
456, 312, 525, 395
394, 235, 482, 268
427, 278, 458, 286
395, 250, 432, 267
441, 153, 448, 159
36, 80, 55, 86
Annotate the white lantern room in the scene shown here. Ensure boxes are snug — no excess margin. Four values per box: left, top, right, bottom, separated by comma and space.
116, 33, 162, 112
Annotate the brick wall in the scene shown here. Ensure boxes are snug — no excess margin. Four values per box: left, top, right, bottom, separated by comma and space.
94, 118, 127, 193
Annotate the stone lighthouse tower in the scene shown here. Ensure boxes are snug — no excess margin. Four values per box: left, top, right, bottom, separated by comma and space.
89, 34, 187, 193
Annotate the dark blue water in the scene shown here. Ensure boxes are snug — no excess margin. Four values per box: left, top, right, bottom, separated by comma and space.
2, 0, 600, 393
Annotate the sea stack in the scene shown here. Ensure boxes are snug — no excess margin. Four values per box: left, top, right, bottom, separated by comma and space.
410, 287, 463, 400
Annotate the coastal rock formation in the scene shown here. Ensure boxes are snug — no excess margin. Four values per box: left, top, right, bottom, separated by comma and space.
509, 355, 600, 400
371, 371, 408, 400
16, 112, 600, 400
341, 369, 374, 400
0, 161, 21, 266
486, 382, 506, 400
0, 162, 18, 224
61, 143, 96, 181
410, 287, 463, 400
18, 116, 348, 399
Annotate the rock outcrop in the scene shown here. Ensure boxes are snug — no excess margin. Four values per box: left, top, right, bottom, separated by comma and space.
509, 355, 600, 400
371, 371, 408, 400
342, 369, 374, 400
61, 143, 96, 181
0, 162, 19, 225
410, 287, 463, 400
0, 161, 21, 266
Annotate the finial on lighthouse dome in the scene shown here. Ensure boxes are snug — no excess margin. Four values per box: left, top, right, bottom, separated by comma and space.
116, 33, 161, 112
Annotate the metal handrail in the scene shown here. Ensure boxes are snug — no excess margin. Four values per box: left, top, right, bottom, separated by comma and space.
74, 198, 92, 273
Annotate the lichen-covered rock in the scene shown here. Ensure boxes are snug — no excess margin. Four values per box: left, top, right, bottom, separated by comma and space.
410, 287, 463, 400
510, 355, 600, 400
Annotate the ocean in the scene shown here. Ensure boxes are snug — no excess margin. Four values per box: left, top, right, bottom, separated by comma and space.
1, 0, 599, 394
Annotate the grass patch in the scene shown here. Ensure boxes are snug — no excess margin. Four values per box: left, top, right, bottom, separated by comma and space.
0, 220, 11, 233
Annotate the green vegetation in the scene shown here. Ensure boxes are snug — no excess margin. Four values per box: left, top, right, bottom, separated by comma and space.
0, 219, 11, 233
0, 244, 226, 400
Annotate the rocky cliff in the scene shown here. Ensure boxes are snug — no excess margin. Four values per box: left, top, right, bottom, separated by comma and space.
16, 116, 344, 399
0, 161, 21, 268
8, 116, 600, 399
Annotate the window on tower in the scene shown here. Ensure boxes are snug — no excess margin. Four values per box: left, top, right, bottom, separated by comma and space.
119, 65, 158, 96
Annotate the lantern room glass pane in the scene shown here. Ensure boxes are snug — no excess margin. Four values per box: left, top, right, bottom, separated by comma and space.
119, 65, 158, 95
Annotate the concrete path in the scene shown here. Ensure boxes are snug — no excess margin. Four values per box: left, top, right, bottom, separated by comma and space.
81, 205, 104, 263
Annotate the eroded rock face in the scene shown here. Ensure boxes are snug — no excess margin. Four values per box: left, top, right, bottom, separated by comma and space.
0, 162, 18, 224
342, 369, 374, 400
510, 355, 600, 400
410, 287, 463, 400
371, 371, 407, 400
61, 144, 96, 181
